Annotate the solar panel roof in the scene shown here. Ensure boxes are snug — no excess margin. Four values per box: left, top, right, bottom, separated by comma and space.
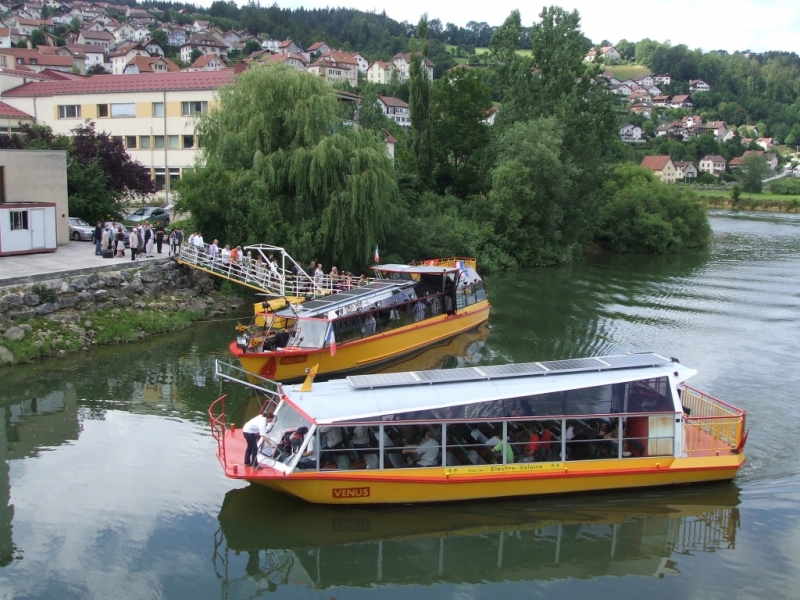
347, 353, 670, 390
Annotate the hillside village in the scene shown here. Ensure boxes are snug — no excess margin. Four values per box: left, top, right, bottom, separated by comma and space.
591, 45, 793, 184
0, 1, 435, 193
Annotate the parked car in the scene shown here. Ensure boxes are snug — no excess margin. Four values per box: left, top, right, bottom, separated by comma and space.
68, 217, 94, 242
126, 206, 170, 226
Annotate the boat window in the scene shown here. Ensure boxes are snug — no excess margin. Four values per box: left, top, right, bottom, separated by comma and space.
263, 401, 312, 465
286, 318, 328, 349
508, 419, 563, 462
311, 425, 383, 470
445, 422, 508, 466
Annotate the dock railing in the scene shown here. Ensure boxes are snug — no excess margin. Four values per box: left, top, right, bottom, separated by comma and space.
681, 386, 747, 453
178, 241, 346, 297
411, 257, 478, 270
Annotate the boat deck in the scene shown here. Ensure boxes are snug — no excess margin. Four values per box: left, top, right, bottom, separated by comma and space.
684, 423, 738, 457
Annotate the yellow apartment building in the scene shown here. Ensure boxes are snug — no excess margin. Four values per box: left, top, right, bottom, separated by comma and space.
0, 70, 235, 196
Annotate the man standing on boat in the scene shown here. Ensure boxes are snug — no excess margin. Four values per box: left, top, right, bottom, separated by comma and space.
242, 410, 275, 467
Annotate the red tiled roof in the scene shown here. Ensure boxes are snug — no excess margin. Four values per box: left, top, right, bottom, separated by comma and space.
0, 66, 57, 79
382, 128, 397, 144
0, 48, 75, 67
79, 29, 115, 41
378, 95, 408, 108
190, 53, 226, 68
307, 41, 328, 51
701, 155, 726, 163
641, 155, 673, 171
39, 69, 88, 80
0, 100, 34, 119
3, 69, 236, 97
125, 56, 180, 72
672, 94, 692, 102
320, 50, 358, 66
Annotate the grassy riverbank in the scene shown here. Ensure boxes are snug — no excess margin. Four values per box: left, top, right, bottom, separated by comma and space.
0, 305, 209, 364
696, 189, 800, 212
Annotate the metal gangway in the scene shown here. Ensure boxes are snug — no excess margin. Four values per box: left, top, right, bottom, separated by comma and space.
177, 242, 338, 298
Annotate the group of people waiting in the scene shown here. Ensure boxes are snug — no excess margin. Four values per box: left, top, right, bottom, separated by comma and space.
92, 221, 186, 260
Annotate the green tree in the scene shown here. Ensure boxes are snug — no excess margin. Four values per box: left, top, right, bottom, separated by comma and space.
488, 7, 617, 264
30, 29, 46, 48
409, 15, 433, 189
431, 67, 493, 196
597, 163, 710, 253
738, 152, 768, 192
149, 29, 169, 50
190, 48, 203, 64
180, 64, 397, 271
244, 38, 261, 55
488, 117, 579, 265
87, 64, 108, 75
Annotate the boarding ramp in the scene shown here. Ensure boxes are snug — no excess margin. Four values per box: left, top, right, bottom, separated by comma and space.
178, 242, 335, 297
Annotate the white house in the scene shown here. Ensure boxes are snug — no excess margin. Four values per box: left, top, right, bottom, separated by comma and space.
377, 95, 410, 128
114, 23, 136, 43
633, 75, 655, 87
674, 161, 698, 179
306, 40, 331, 56
180, 34, 228, 62
653, 73, 671, 85
609, 83, 632, 96
619, 123, 643, 141
110, 43, 149, 75
367, 61, 398, 84
165, 29, 187, 47
261, 38, 280, 52
689, 79, 710, 93
392, 53, 434, 82
585, 45, 621, 62
352, 52, 368, 73
699, 155, 727, 175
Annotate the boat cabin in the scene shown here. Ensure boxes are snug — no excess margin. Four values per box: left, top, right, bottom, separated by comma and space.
216, 353, 744, 475
241, 263, 488, 353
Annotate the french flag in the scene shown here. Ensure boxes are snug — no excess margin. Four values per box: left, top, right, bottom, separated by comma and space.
326, 324, 337, 356
374, 245, 380, 264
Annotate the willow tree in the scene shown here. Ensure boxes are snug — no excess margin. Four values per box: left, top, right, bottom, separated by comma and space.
179, 64, 398, 271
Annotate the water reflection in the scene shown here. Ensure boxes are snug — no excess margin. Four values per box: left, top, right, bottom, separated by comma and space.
215, 485, 740, 592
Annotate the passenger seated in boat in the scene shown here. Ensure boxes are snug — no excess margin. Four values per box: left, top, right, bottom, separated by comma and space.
351, 426, 371, 449
493, 437, 515, 464
402, 430, 440, 467
295, 429, 317, 469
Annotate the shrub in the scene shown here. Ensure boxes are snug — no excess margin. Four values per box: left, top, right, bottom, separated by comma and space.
597, 164, 711, 253
770, 178, 800, 195
31, 283, 58, 304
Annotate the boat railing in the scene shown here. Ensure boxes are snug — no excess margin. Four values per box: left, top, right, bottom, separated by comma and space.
215, 360, 283, 401
209, 393, 228, 470
411, 257, 478, 270
681, 386, 746, 452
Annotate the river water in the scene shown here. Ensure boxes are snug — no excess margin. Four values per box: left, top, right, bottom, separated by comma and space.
1, 211, 799, 599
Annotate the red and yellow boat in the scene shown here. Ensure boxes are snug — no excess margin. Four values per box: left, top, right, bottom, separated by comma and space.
210, 352, 748, 505
230, 259, 490, 382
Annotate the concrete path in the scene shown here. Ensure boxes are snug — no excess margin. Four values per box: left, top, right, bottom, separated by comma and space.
0, 240, 172, 288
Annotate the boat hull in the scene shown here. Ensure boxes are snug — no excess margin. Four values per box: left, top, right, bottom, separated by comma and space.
230, 454, 745, 505
232, 299, 490, 381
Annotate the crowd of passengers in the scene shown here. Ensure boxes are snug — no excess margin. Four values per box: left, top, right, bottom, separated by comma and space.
247, 418, 649, 471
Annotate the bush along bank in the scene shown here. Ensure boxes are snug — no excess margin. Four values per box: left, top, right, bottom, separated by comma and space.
0, 262, 246, 366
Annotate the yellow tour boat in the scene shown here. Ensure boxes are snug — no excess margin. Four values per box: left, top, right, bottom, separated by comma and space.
209, 352, 748, 505
230, 258, 490, 382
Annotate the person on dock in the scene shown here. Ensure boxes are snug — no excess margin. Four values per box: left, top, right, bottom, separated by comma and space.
115, 226, 125, 258
145, 223, 155, 258
168, 229, 177, 256
93, 221, 103, 255
242, 409, 276, 467
155, 222, 165, 254
130, 227, 139, 261
175, 228, 184, 257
